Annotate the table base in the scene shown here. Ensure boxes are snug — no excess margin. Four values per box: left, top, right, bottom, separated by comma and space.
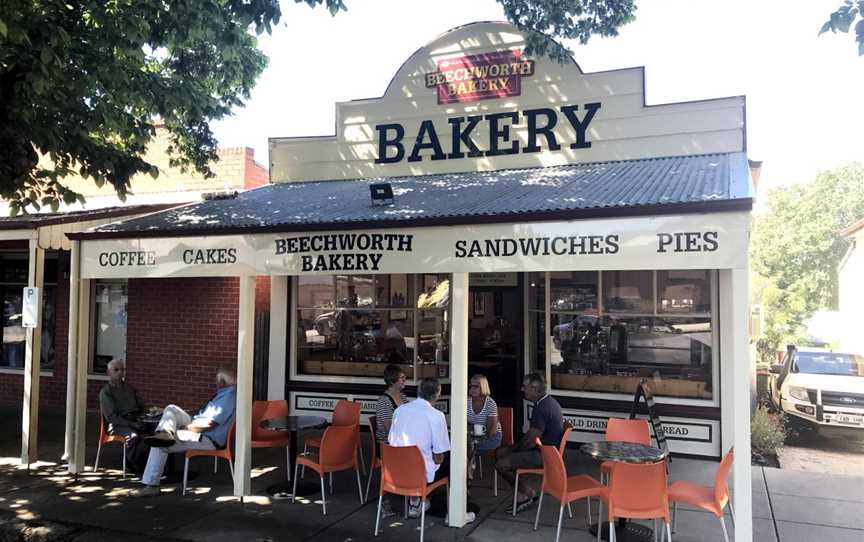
589, 521, 655, 542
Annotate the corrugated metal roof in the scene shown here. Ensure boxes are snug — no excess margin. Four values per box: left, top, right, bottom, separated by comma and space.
75, 152, 752, 239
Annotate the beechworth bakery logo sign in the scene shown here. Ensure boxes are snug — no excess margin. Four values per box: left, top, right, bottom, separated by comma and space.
425, 50, 535, 104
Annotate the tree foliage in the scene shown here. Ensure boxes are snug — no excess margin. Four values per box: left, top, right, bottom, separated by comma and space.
0, 1, 636, 214
820, 0, 864, 55
751, 163, 864, 358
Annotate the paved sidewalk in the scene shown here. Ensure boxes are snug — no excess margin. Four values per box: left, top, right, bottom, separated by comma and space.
1, 407, 862, 541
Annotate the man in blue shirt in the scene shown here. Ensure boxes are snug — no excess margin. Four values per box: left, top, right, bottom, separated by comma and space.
131, 368, 237, 497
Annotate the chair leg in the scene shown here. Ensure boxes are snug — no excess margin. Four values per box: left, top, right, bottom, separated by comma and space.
291, 463, 299, 504
374, 494, 383, 536
121, 442, 127, 479
597, 501, 603, 542
301, 443, 308, 478
477, 455, 483, 480
493, 470, 498, 497
719, 515, 729, 542
228, 458, 235, 482
364, 463, 375, 503
358, 443, 367, 476
586, 497, 591, 523
666, 520, 673, 542
653, 519, 659, 542
555, 505, 564, 542
533, 493, 544, 531
320, 474, 327, 515
214, 456, 218, 474
182, 456, 190, 496
567, 501, 573, 519
512, 472, 520, 517
355, 467, 364, 504
404, 496, 408, 519
672, 502, 678, 533
329, 472, 334, 494
609, 519, 616, 542
728, 500, 735, 526
94, 441, 102, 471
420, 497, 426, 542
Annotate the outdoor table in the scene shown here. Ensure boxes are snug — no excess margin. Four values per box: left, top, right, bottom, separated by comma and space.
580, 441, 668, 542
259, 415, 328, 498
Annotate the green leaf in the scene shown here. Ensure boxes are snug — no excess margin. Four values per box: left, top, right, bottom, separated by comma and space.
40, 47, 53, 65
0, 19, 7, 38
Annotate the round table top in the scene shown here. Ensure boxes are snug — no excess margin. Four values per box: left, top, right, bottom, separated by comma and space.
579, 441, 666, 463
259, 415, 328, 432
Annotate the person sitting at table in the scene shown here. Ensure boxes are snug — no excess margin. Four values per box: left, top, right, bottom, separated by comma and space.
98, 358, 149, 474
494, 372, 564, 515
388, 377, 454, 520
374, 364, 408, 517
467, 373, 501, 480
130, 368, 237, 497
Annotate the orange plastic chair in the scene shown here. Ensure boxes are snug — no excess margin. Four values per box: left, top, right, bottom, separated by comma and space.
293, 424, 364, 515
182, 421, 236, 496
364, 415, 382, 502
479, 406, 513, 496
251, 400, 292, 480
93, 415, 128, 478
512, 422, 573, 517
374, 444, 449, 542
669, 448, 734, 542
600, 418, 651, 482
603, 460, 671, 542
533, 441, 609, 542
303, 400, 365, 475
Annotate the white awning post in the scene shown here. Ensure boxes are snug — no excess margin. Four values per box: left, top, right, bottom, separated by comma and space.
21, 236, 45, 466
719, 268, 752, 542
448, 272, 469, 527
234, 275, 255, 497
64, 240, 80, 467
267, 275, 288, 400
71, 275, 91, 474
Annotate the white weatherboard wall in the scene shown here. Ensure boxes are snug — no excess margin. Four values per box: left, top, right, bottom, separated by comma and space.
270, 22, 745, 182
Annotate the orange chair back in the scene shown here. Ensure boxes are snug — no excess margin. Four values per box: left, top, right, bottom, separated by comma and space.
557, 422, 573, 454
332, 400, 361, 426
714, 447, 734, 509
540, 443, 568, 502
319, 424, 358, 469
379, 444, 427, 498
99, 416, 125, 444
608, 460, 670, 521
251, 400, 289, 440
605, 418, 651, 446
187, 420, 236, 459
499, 407, 514, 446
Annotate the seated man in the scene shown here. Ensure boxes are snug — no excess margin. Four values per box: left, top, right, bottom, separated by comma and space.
495, 372, 564, 515
99, 358, 148, 473
131, 368, 237, 497
388, 377, 450, 519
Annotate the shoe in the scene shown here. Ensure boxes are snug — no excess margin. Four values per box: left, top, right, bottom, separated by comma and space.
408, 499, 431, 518
505, 495, 537, 515
145, 431, 175, 448
444, 511, 476, 525
129, 485, 161, 498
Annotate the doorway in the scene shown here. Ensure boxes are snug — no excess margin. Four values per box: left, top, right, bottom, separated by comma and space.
468, 276, 523, 410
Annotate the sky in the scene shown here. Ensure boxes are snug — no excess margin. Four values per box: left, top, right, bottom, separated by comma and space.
210, 0, 864, 201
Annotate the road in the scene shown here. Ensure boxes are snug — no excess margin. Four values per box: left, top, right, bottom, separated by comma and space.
778, 428, 864, 476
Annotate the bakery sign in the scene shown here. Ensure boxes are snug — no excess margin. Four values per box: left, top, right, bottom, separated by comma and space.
425, 50, 534, 104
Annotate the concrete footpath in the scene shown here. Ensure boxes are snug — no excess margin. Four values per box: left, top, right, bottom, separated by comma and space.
1, 407, 862, 542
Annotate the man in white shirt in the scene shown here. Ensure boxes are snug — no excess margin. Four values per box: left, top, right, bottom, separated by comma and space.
388, 377, 450, 517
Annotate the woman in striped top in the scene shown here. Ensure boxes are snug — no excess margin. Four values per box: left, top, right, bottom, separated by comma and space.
468, 374, 502, 479
375, 364, 407, 443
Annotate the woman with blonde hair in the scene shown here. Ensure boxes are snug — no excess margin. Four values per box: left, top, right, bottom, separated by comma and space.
467, 373, 501, 479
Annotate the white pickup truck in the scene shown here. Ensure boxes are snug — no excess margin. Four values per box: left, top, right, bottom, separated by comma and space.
768, 347, 864, 436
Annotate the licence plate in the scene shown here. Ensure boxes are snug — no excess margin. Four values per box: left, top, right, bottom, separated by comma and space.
836, 414, 863, 425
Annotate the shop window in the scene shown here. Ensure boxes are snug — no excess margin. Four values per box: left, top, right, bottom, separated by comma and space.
539, 270, 715, 401
91, 280, 128, 375
0, 252, 59, 370
296, 274, 450, 380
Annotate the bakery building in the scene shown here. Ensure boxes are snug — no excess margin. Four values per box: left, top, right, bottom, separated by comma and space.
55, 22, 754, 539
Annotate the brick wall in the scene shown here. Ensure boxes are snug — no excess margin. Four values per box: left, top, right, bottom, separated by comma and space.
0, 272, 274, 412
